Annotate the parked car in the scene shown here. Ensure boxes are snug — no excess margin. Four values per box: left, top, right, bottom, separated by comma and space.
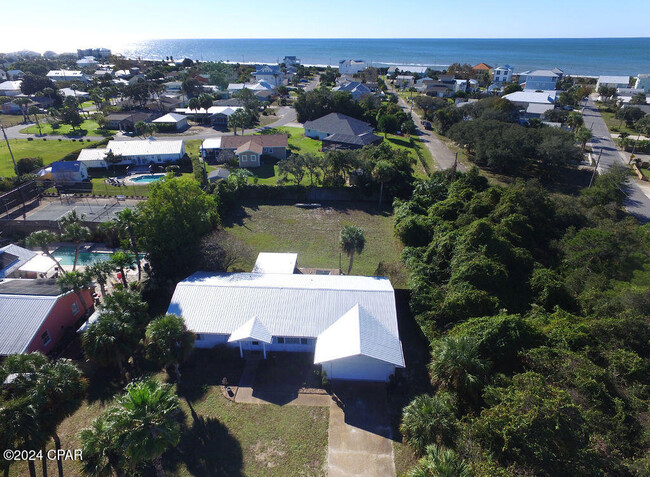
422, 120, 432, 130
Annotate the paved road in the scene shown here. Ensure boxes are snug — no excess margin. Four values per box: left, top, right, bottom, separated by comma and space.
583, 99, 650, 222
394, 91, 465, 172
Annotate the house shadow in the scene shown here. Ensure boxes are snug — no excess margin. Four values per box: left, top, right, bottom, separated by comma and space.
164, 415, 244, 477
176, 347, 245, 402
332, 381, 394, 440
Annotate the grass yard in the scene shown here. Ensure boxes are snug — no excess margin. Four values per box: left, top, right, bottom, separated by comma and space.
597, 106, 640, 136
20, 119, 115, 137
0, 138, 102, 176
275, 126, 323, 156
224, 202, 408, 287
8, 348, 329, 477
0, 114, 48, 127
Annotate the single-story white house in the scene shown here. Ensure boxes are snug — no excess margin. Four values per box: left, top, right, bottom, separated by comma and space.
46, 70, 88, 83
0, 80, 22, 96
167, 253, 405, 382
76, 138, 185, 168
59, 88, 89, 99
51, 161, 89, 184
174, 106, 243, 126
152, 112, 189, 131
596, 75, 630, 90
339, 60, 366, 75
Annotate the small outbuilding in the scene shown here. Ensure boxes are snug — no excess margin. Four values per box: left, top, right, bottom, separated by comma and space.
51, 161, 89, 184
152, 112, 189, 131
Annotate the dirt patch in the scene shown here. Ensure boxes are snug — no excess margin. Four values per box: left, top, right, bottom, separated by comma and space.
253, 439, 287, 468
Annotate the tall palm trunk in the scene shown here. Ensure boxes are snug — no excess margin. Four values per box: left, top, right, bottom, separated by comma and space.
347, 253, 354, 275
129, 233, 141, 281
152, 457, 166, 477
97, 280, 107, 298
119, 267, 127, 287
41, 446, 47, 477
73, 243, 80, 271
378, 181, 384, 207
53, 432, 64, 477
28, 460, 36, 477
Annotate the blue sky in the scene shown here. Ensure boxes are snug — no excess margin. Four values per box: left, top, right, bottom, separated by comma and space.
3, 0, 649, 52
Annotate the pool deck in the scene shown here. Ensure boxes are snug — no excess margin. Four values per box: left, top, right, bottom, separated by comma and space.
122, 173, 165, 185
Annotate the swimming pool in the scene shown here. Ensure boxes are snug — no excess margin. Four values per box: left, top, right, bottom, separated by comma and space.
52, 246, 112, 266
52, 247, 145, 266
129, 174, 165, 183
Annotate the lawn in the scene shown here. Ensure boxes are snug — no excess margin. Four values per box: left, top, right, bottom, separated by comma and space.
597, 106, 640, 136
8, 348, 330, 477
224, 202, 408, 287
0, 138, 102, 177
20, 119, 115, 137
275, 126, 323, 156
0, 114, 47, 127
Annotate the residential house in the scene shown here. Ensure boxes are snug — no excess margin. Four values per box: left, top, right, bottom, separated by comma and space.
332, 81, 372, 101
200, 134, 288, 167
634, 74, 650, 92
76, 56, 98, 69
46, 70, 88, 83
77, 48, 111, 59
519, 70, 560, 91
252, 65, 283, 88
472, 63, 493, 75
597, 75, 630, 90
174, 106, 243, 126
0, 278, 94, 356
304, 112, 382, 150
339, 60, 366, 75
51, 161, 89, 184
6, 70, 23, 80
395, 75, 415, 88
152, 112, 189, 131
0, 245, 36, 278
387, 65, 429, 75
283, 56, 301, 66
167, 253, 405, 382
503, 90, 557, 119
76, 138, 185, 168
59, 88, 89, 99
0, 80, 22, 96
492, 64, 513, 84
93, 68, 114, 79
0, 70, 6, 81
104, 111, 153, 131
227, 81, 275, 99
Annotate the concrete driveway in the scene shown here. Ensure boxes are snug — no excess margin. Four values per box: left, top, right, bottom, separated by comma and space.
328, 382, 396, 477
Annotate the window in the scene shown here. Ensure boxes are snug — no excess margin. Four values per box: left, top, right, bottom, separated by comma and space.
285, 337, 300, 345
251, 341, 259, 346
41, 330, 51, 346
300, 338, 309, 345
241, 155, 248, 162
71, 302, 79, 315
196, 334, 202, 340
277, 337, 285, 344
263, 147, 272, 153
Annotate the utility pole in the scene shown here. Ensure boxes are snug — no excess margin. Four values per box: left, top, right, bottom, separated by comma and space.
588, 148, 603, 188
1, 125, 18, 176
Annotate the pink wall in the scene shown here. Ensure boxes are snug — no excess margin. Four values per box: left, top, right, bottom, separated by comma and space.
27, 288, 94, 354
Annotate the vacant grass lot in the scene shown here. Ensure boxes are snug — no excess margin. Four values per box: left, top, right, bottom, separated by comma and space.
224, 202, 407, 287
8, 348, 329, 477
0, 138, 102, 176
0, 114, 48, 127
20, 119, 115, 137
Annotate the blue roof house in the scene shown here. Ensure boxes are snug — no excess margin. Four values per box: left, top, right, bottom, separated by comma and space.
51, 161, 89, 184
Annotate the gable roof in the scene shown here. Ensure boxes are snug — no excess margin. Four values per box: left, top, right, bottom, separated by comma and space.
323, 131, 382, 147
0, 293, 59, 355
51, 161, 85, 173
314, 304, 404, 367
235, 141, 263, 155
0, 245, 36, 278
472, 63, 493, 70
254, 65, 282, 75
503, 90, 556, 104
228, 316, 273, 343
0, 81, 21, 91
252, 253, 298, 274
219, 134, 288, 150
152, 112, 187, 123
167, 272, 399, 342
304, 113, 373, 137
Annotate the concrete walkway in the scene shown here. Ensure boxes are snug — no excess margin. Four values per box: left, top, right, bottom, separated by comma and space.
327, 383, 396, 477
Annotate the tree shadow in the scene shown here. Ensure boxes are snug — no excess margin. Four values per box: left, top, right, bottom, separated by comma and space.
176, 347, 245, 402
85, 366, 127, 404
387, 137, 412, 148
164, 415, 244, 477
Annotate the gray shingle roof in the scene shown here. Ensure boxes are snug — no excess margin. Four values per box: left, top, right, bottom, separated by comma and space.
304, 113, 374, 137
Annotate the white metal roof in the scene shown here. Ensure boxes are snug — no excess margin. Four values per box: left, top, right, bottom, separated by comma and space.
228, 316, 273, 343
252, 253, 297, 274
18, 254, 58, 274
175, 106, 242, 116
0, 294, 58, 355
314, 304, 405, 367
503, 91, 556, 104
77, 148, 108, 164
46, 70, 85, 78
167, 272, 399, 341
0, 245, 36, 278
107, 139, 184, 157
0, 81, 21, 91
77, 309, 101, 333
152, 113, 187, 123
599, 75, 629, 85
201, 137, 222, 150
526, 103, 555, 115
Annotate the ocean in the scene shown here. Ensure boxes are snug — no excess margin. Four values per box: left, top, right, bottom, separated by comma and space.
115, 38, 650, 76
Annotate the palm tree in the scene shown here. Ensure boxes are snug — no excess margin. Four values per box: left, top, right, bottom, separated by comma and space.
28, 106, 42, 136
428, 336, 489, 408
100, 288, 150, 332
145, 314, 195, 381
29, 360, 87, 477
187, 97, 200, 121
372, 160, 396, 207
14, 97, 31, 123
81, 313, 139, 374
229, 108, 248, 136
115, 208, 142, 280
109, 251, 136, 288
60, 211, 92, 271
57, 271, 92, 315
79, 416, 130, 477
575, 126, 593, 152
407, 445, 470, 477
400, 393, 458, 456
198, 93, 213, 124
566, 111, 584, 130
0, 398, 43, 477
339, 225, 365, 275
107, 379, 180, 477
85, 261, 113, 298
25, 230, 64, 273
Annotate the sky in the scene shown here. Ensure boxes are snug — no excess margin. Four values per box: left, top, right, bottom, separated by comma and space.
2, 0, 649, 53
